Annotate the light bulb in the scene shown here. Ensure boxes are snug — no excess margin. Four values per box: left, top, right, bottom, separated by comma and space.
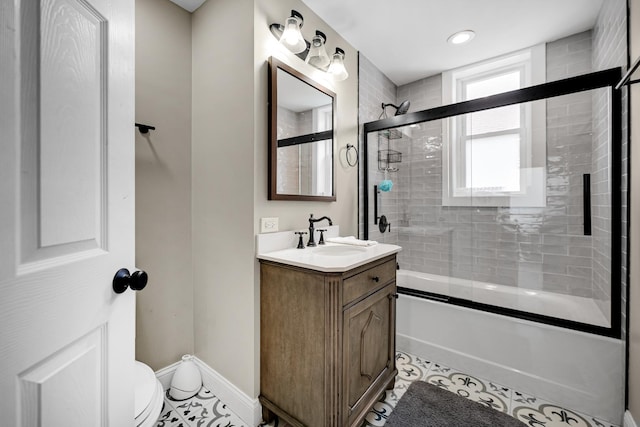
328, 47, 348, 81
447, 30, 475, 45
306, 31, 331, 70
279, 13, 306, 54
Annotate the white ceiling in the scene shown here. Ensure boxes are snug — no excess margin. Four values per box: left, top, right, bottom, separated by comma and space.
301, 0, 604, 86
169, 0, 604, 86
169, 0, 203, 13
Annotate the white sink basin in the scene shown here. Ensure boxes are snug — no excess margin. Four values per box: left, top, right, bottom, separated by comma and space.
257, 242, 401, 272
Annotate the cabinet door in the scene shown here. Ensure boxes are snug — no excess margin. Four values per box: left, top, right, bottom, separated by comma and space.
343, 283, 396, 421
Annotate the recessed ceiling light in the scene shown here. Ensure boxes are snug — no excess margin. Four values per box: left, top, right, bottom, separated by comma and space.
447, 30, 475, 45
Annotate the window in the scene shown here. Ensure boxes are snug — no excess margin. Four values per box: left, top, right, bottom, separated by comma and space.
442, 45, 546, 207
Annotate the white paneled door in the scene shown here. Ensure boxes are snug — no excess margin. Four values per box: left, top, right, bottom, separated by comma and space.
1, 0, 135, 425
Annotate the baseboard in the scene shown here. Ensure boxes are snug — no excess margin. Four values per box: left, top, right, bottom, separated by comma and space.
154, 357, 261, 426
625, 411, 638, 427
154, 360, 181, 390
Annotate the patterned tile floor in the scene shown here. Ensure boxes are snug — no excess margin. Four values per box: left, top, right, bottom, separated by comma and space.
363, 351, 619, 427
155, 350, 619, 427
155, 387, 246, 427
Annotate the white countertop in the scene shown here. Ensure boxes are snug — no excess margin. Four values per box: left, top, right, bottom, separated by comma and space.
257, 242, 402, 272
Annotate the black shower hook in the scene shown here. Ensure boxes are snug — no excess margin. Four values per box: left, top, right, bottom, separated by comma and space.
346, 143, 358, 167
135, 122, 156, 134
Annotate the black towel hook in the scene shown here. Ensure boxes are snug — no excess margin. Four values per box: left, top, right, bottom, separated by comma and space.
135, 122, 156, 134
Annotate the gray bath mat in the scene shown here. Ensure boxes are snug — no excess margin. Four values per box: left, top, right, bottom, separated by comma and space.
385, 381, 526, 426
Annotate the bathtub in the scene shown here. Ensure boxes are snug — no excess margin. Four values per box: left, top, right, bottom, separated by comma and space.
395, 269, 624, 424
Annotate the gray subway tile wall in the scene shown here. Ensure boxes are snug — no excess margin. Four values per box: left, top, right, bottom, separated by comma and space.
592, 0, 628, 330
358, 54, 400, 240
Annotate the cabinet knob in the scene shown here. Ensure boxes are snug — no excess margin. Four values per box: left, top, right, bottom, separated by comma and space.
371, 276, 380, 282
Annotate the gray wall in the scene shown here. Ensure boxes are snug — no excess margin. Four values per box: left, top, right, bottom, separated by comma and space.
358, 54, 399, 241
135, 0, 194, 370
190, 0, 359, 399
192, 0, 257, 397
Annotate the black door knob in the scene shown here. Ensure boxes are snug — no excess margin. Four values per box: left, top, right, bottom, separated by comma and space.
113, 268, 148, 294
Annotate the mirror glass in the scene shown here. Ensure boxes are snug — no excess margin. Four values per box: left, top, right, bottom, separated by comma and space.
269, 57, 336, 201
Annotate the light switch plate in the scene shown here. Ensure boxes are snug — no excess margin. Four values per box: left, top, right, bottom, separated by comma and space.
260, 217, 279, 233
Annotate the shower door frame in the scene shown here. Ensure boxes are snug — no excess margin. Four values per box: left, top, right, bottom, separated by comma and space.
362, 67, 623, 338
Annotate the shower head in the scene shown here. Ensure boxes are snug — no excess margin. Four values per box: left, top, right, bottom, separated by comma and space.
396, 100, 410, 115
381, 100, 411, 116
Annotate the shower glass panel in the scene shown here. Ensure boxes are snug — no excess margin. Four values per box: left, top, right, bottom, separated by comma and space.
363, 70, 621, 335
465, 90, 611, 328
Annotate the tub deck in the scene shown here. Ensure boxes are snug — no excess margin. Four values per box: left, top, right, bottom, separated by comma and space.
398, 269, 610, 327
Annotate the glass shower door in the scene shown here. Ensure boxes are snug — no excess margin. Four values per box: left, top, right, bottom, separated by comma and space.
463, 89, 614, 328
362, 68, 622, 335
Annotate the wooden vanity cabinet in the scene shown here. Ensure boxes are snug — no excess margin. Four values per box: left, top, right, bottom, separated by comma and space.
259, 254, 397, 427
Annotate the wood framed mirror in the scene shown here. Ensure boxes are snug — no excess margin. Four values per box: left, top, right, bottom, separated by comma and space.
268, 57, 336, 201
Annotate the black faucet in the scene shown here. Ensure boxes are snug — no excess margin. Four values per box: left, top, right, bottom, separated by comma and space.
307, 214, 333, 247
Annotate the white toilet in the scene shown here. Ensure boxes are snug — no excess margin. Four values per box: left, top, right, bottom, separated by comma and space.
135, 361, 164, 427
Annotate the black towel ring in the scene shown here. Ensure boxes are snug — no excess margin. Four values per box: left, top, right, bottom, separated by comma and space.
346, 143, 358, 167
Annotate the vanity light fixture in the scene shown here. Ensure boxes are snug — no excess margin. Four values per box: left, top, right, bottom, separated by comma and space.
270, 10, 307, 54
447, 30, 475, 45
305, 30, 331, 70
269, 12, 349, 81
327, 47, 349, 81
